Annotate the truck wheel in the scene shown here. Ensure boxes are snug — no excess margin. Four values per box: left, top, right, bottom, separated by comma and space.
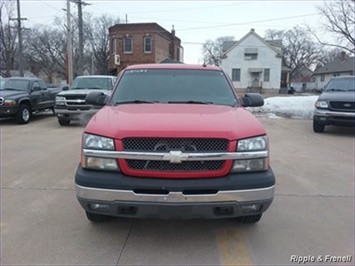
16, 104, 31, 124
58, 119, 70, 126
85, 211, 111, 222
238, 214, 262, 223
313, 119, 325, 133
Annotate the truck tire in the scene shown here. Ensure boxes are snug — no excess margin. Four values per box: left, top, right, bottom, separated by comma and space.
16, 104, 31, 124
238, 214, 262, 223
85, 211, 111, 222
313, 119, 325, 133
58, 119, 70, 126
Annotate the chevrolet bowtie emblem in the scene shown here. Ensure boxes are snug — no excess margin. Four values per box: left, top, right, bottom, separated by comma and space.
162, 151, 189, 163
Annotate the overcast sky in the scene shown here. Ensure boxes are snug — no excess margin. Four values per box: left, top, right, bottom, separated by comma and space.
13, 0, 327, 63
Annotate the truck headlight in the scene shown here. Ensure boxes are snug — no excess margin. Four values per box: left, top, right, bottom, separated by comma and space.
4, 100, 17, 106
81, 134, 119, 170
237, 136, 268, 151
232, 136, 269, 172
315, 100, 328, 108
56, 96, 66, 105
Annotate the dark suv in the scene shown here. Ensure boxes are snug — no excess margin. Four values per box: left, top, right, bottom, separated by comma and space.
313, 76, 355, 133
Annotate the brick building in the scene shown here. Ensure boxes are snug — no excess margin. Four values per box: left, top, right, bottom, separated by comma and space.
108, 23, 183, 74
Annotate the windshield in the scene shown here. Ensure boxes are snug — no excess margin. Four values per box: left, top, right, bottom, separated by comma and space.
111, 69, 237, 106
70, 77, 113, 90
1, 79, 30, 91
325, 77, 355, 92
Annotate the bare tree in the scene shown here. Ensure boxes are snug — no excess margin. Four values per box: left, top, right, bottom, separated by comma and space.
202, 36, 235, 66
84, 14, 121, 75
0, 0, 17, 77
265, 26, 322, 78
24, 25, 67, 82
315, 47, 346, 69
312, 0, 354, 54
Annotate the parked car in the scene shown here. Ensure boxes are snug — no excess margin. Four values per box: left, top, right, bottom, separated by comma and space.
0, 77, 57, 124
313, 76, 355, 133
54, 75, 116, 126
75, 64, 276, 223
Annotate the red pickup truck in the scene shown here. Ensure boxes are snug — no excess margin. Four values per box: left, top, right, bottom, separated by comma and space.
75, 64, 275, 223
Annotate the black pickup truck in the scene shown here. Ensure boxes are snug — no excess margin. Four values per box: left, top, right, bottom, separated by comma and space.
0, 77, 57, 124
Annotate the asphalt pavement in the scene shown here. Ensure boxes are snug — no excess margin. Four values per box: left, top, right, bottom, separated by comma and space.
1, 114, 354, 265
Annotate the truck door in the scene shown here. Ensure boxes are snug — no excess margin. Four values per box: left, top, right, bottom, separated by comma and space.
30, 81, 44, 110
39, 79, 54, 108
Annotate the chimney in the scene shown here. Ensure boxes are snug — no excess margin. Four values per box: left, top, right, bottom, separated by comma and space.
251, 28, 255, 32
171, 25, 175, 60
340, 51, 346, 62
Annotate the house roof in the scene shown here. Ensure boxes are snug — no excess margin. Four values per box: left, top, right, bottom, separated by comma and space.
109, 22, 181, 42
222, 29, 283, 57
313, 57, 354, 75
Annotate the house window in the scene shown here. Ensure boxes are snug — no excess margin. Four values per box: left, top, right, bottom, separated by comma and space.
144, 37, 152, 53
333, 73, 340, 77
264, 68, 270, 82
124, 37, 132, 53
245, 53, 258, 60
244, 48, 258, 60
321, 74, 325, 82
232, 69, 241, 81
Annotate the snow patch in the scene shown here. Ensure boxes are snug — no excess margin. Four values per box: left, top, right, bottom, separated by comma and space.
248, 95, 318, 120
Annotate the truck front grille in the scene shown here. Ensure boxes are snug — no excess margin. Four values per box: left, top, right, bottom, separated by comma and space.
329, 101, 355, 111
123, 138, 229, 152
65, 95, 87, 106
126, 160, 225, 171
123, 138, 228, 172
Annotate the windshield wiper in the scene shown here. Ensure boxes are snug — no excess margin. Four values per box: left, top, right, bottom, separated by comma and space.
2, 88, 21, 91
114, 100, 159, 105
326, 88, 347, 92
167, 100, 213, 104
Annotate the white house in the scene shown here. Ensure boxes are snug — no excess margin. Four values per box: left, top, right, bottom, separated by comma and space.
221, 29, 289, 91
312, 54, 354, 90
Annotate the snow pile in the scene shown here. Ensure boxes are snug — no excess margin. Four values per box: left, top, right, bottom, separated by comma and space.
248, 95, 319, 119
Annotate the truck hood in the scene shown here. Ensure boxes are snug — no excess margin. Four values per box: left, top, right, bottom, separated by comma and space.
319, 91, 355, 102
0, 90, 27, 99
57, 89, 111, 96
85, 104, 266, 140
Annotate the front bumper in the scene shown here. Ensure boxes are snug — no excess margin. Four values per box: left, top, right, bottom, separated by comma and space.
314, 109, 355, 126
0, 106, 18, 117
54, 106, 97, 120
75, 165, 275, 219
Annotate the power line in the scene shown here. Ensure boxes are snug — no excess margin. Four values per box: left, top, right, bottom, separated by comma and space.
110, 2, 255, 15
176, 13, 321, 31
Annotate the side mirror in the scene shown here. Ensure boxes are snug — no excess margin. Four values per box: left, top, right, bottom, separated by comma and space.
62, 86, 69, 91
86, 91, 108, 106
241, 93, 264, 107
31, 86, 41, 92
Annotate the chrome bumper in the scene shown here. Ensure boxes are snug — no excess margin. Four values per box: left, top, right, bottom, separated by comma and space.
76, 185, 275, 203
314, 109, 355, 117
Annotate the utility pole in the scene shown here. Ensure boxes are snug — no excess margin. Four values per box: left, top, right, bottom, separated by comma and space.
9, 0, 27, 77
66, 0, 73, 84
73, 0, 90, 76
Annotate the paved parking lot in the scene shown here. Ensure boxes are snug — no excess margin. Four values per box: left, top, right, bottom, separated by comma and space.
1, 114, 354, 265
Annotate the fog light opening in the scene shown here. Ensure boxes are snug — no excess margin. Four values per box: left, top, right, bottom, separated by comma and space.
213, 206, 234, 216
241, 204, 262, 214
89, 203, 110, 212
